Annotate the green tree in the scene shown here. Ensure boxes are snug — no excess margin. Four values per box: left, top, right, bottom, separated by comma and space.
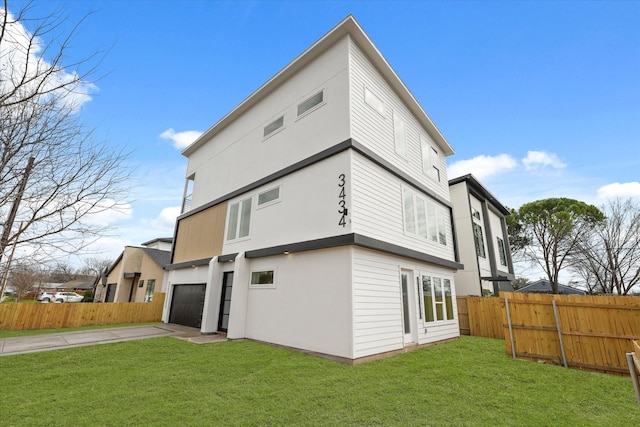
505, 207, 530, 262
517, 198, 605, 294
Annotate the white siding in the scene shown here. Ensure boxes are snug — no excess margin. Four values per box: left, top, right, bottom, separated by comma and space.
244, 248, 352, 359
352, 247, 459, 359
349, 39, 449, 201
351, 152, 456, 262
186, 37, 351, 209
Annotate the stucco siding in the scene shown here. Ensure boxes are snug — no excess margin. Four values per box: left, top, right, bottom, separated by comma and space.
185, 37, 351, 209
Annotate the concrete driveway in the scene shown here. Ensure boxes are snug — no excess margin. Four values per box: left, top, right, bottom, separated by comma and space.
0, 324, 226, 356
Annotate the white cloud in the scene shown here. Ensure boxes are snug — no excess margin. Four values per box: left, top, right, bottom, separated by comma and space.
522, 151, 566, 172
151, 206, 181, 229
448, 154, 517, 180
160, 128, 203, 149
0, 8, 96, 112
80, 200, 133, 227
597, 182, 640, 199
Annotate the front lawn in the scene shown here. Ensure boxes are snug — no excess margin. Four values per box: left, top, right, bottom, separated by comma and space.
0, 335, 637, 426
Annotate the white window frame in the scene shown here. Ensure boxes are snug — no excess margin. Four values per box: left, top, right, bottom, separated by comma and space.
257, 186, 281, 208
263, 115, 285, 140
364, 86, 385, 117
420, 273, 456, 324
225, 197, 252, 242
402, 187, 448, 246
249, 269, 276, 289
420, 134, 441, 182
393, 111, 408, 158
497, 237, 507, 266
296, 89, 325, 120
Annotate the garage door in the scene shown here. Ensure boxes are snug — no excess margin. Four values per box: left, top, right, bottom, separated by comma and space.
169, 284, 206, 328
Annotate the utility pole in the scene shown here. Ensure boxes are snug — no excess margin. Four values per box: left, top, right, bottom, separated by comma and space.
0, 156, 35, 266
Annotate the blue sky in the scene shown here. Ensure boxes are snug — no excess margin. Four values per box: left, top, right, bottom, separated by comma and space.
8, 1, 640, 275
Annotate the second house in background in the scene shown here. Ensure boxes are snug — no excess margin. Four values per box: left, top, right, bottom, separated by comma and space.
449, 174, 515, 296
163, 16, 464, 363
95, 238, 171, 303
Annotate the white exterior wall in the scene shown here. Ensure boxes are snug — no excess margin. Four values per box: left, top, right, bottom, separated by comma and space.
449, 182, 482, 296
352, 247, 459, 359
351, 152, 455, 261
222, 151, 352, 255
244, 248, 353, 359
349, 39, 450, 202
185, 38, 352, 209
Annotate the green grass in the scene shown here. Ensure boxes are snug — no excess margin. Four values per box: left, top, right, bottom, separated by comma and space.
0, 336, 638, 426
0, 322, 162, 339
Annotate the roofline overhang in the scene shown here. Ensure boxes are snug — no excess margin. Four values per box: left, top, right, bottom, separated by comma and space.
181, 15, 454, 158
449, 174, 510, 215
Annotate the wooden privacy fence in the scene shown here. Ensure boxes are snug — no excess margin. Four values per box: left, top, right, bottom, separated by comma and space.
458, 292, 640, 375
456, 296, 504, 339
0, 295, 165, 331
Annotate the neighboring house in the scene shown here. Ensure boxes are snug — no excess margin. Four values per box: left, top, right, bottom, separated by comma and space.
162, 16, 464, 363
516, 279, 586, 295
97, 238, 172, 303
449, 174, 515, 295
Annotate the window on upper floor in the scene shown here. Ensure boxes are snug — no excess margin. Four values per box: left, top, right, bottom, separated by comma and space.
257, 186, 280, 207
364, 86, 385, 116
393, 111, 407, 158
263, 115, 285, 139
402, 187, 447, 246
471, 207, 481, 220
182, 174, 195, 213
297, 90, 325, 118
497, 237, 507, 266
473, 223, 486, 258
226, 197, 252, 241
420, 135, 440, 182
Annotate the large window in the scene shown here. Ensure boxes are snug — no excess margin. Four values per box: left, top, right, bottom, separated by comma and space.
144, 279, 155, 302
422, 274, 454, 322
473, 223, 486, 258
226, 198, 252, 241
402, 187, 447, 246
497, 237, 507, 266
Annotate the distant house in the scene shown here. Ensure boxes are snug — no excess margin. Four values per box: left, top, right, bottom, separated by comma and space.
516, 279, 586, 295
162, 16, 463, 363
96, 238, 172, 303
449, 174, 515, 295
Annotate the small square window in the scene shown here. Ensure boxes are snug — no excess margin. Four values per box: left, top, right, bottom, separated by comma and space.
297, 90, 325, 118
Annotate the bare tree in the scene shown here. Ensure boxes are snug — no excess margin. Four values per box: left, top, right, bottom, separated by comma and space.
79, 256, 111, 298
8, 262, 43, 301
0, 1, 130, 267
572, 198, 640, 295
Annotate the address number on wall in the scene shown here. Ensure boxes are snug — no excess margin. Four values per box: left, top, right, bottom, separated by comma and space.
338, 173, 348, 227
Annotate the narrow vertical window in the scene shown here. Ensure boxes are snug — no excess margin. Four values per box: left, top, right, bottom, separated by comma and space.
226, 198, 252, 241
144, 279, 156, 302
497, 237, 507, 266
393, 111, 407, 158
403, 188, 416, 235
421, 135, 441, 182
473, 223, 486, 258
422, 275, 434, 322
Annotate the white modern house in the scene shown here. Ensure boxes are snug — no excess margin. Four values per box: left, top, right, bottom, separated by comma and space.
162, 16, 463, 363
449, 174, 514, 295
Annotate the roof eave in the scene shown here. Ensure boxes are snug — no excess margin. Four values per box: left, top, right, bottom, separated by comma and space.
182, 15, 454, 158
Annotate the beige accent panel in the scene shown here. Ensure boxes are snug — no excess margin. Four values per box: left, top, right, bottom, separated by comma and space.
173, 202, 227, 263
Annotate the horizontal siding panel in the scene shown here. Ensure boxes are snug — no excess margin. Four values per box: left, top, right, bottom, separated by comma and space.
349, 39, 450, 202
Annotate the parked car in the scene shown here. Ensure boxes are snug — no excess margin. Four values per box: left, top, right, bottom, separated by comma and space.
51, 292, 84, 303
36, 292, 57, 302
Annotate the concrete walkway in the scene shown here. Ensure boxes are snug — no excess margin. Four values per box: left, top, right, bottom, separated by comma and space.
0, 324, 226, 356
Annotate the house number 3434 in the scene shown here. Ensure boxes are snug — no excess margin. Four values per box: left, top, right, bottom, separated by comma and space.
338, 173, 348, 227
